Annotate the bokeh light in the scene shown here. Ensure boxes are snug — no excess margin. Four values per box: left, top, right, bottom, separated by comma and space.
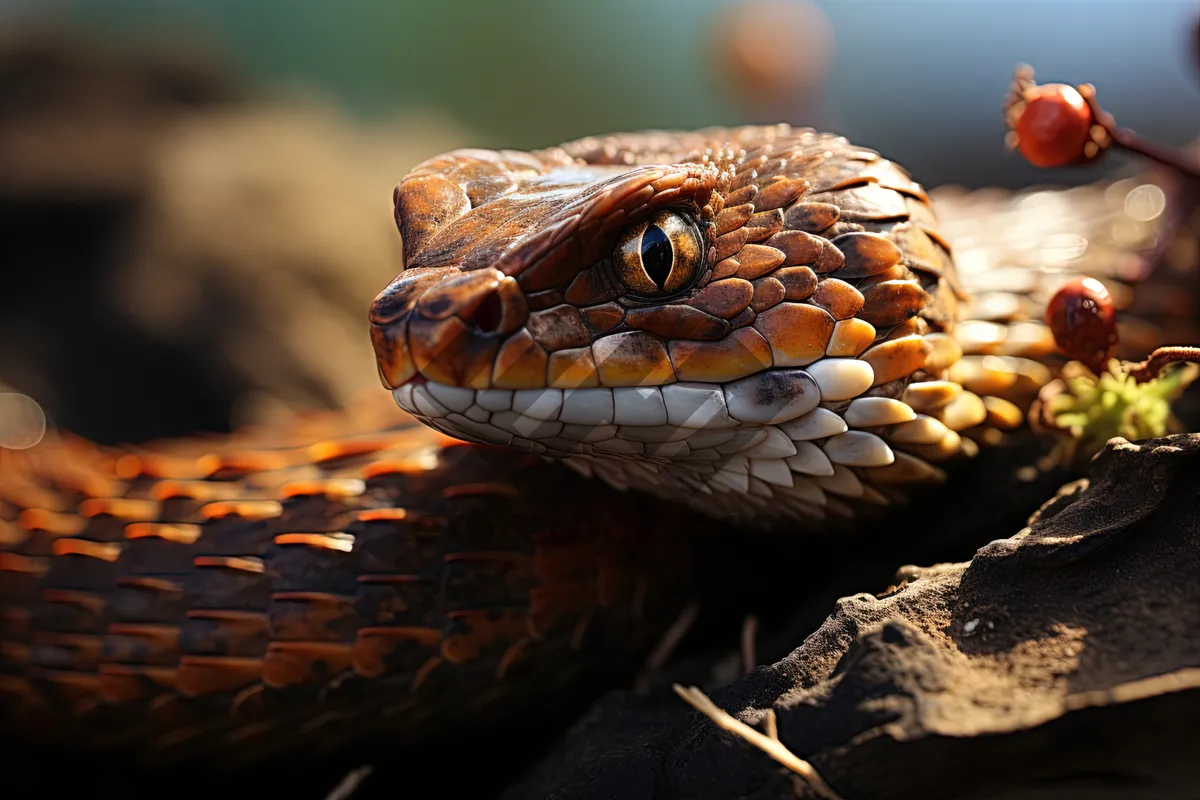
0, 392, 47, 449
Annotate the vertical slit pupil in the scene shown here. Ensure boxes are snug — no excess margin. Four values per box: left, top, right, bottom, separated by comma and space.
640, 224, 673, 290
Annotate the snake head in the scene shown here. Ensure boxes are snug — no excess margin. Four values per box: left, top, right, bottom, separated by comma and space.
370, 127, 971, 526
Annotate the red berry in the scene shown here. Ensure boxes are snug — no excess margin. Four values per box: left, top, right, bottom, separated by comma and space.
1045, 277, 1118, 372
1015, 84, 1093, 168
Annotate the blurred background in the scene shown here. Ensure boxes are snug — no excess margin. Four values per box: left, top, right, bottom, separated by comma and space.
2, 0, 1199, 447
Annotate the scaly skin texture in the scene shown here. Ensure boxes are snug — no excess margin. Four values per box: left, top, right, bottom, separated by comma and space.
371, 126, 1044, 526
0, 394, 695, 766
0, 125, 1188, 767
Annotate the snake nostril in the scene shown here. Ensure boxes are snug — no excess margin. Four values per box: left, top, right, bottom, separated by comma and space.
464, 290, 505, 333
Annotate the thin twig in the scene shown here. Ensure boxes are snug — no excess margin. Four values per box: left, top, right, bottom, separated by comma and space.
634, 601, 701, 693
1126, 346, 1200, 383
1079, 85, 1200, 182
764, 707, 779, 742
672, 684, 844, 800
740, 615, 759, 676
323, 765, 373, 800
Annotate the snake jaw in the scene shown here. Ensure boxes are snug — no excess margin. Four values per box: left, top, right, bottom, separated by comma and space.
387, 372, 872, 526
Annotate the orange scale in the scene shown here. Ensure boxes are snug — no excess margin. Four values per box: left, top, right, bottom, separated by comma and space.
136, 452, 222, 481
668, 328, 773, 382
99, 664, 179, 704
150, 480, 243, 503
352, 626, 443, 679
753, 176, 809, 211
307, 435, 410, 466
626, 305, 730, 340
750, 277, 786, 312
860, 335, 931, 386
199, 501, 282, 522
33, 670, 104, 704
492, 329, 550, 389
775, 266, 819, 301
715, 227, 750, 261
548, 347, 602, 389
766, 230, 843, 272
440, 609, 530, 665
177, 655, 263, 697
51, 539, 121, 562
810, 278, 865, 320
826, 318, 877, 357
79, 497, 160, 522
714, 202, 754, 236
783, 201, 840, 233
124, 523, 202, 545
743, 209, 784, 243
754, 303, 835, 367
858, 281, 929, 328
262, 642, 354, 689
732, 244, 786, 279
688, 278, 754, 319
16, 508, 85, 536
593, 331, 676, 387
278, 479, 365, 501
217, 450, 297, 474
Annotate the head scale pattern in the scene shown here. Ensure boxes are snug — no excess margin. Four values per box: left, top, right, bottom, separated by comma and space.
370, 125, 1002, 528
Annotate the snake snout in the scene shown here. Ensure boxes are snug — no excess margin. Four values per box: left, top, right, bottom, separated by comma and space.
370, 267, 529, 390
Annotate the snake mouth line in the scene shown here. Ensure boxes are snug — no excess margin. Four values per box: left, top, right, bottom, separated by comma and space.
386, 358, 950, 523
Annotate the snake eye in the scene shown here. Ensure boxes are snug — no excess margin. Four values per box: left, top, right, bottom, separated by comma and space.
614, 210, 704, 298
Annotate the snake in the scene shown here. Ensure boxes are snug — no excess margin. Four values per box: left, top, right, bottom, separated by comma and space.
0, 124, 1189, 773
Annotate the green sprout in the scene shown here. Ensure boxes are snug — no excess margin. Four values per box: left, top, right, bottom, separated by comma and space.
1046, 356, 1198, 458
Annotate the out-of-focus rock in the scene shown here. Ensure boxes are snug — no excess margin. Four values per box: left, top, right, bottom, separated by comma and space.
0, 29, 469, 443
113, 104, 465, 428
0, 28, 239, 197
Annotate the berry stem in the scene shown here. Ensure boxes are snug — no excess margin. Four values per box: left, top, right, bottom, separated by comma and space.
1076, 85, 1200, 183
1126, 346, 1200, 383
